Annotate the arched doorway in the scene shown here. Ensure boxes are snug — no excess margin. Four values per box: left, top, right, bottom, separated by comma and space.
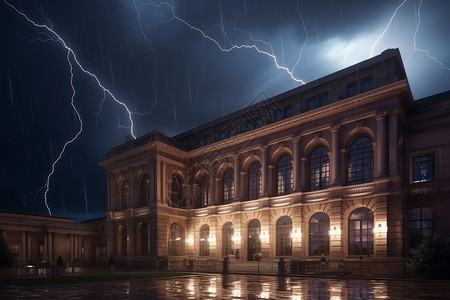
247, 219, 261, 261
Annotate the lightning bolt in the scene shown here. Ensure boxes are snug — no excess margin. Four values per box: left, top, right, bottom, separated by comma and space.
370, 0, 408, 58
408, 0, 450, 71
140, 1, 305, 84
4, 0, 137, 215
291, 0, 310, 75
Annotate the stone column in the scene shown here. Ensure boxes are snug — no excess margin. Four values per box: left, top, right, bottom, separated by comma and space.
376, 112, 388, 178
215, 177, 221, 205
48, 232, 53, 262
233, 155, 240, 202
27, 232, 31, 263
261, 146, 269, 197
69, 234, 74, 262
44, 233, 48, 261
389, 109, 399, 176
340, 149, 348, 185
21, 231, 26, 263
330, 125, 341, 185
293, 137, 301, 191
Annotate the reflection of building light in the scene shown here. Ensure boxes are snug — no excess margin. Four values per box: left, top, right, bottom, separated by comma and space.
329, 226, 342, 238
373, 221, 388, 235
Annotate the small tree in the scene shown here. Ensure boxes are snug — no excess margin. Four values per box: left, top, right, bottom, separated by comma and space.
406, 233, 450, 279
0, 231, 14, 267
56, 255, 64, 267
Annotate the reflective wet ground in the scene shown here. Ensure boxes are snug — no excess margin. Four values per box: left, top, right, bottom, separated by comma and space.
2, 274, 450, 299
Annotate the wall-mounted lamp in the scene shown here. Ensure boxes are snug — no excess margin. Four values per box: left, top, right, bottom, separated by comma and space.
373, 221, 388, 235
232, 233, 241, 242
186, 236, 194, 245
260, 231, 270, 243
329, 226, 342, 238
291, 229, 302, 241
208, 234, 216, 245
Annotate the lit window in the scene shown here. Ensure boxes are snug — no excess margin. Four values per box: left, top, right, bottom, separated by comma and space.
200, 175, 210, 208
310, 147, 329, 191
169, 223, 182, 256
413, 154, 434, 183
309, 213, 330, 256
170, 174, 185, 208
248, 219, 261, 261
276, 216, 292, 256
222, 222, 234, 257
348, 208, 374, 255
248, 162, 262, 200
223, 169, 234, 204
348, 137, 373, 185
199, 225, 210, 256
122, 180, 130, 209
277, 154, 293, 195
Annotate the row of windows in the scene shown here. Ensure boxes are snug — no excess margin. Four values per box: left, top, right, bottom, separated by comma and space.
114, 206, 432, 257
118, 144, 435, 210
169, 136, 373, 208
167, 207, 375, 257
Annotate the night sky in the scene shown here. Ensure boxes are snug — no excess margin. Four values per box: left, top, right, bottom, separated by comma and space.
1, 0, 449, 221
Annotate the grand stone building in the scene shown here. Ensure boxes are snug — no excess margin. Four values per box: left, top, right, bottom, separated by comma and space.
2, 49, 449, 277
99, 49, 450, 276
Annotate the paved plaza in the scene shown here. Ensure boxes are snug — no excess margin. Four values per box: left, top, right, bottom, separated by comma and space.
2, 273, 450, 299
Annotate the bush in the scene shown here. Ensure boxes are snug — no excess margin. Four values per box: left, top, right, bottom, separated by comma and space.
56, 255, 64, 267
0, 231, 14, 267
406, 233, 450, 279
109, 255, 115, 265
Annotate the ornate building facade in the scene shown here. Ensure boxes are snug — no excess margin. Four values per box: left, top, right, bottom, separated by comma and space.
2, 49, 449, 277
99, 49, 450, 276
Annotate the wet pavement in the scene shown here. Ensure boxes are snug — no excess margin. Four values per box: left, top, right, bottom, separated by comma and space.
2, 274, 450, 299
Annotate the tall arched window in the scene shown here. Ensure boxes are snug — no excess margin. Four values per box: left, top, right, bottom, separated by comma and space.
169, 174, 185, 208
137, 223, 148, 256
222, 222, 234, 257
122, 180, 130, 209
141, 175, 150, 206
348, 137, 373, 185
310, 147, 330, 191
309, 213, 330, 255
408, 207, 433, 249
199, 225, 210, 256
169, 223, 182, 256
277, 154, 293, 195
248, 219, 261, 261
348, 208, 374, 255
200, 175, 210, 208
118, 225, 127, 256
276, 216, 292, 256
223, 168, 234, 204
249, 162, 262, 200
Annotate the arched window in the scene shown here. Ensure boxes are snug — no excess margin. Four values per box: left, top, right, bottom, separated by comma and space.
117, 225, 127, 256
348, 137, 373, 185
348, 208, 374, 255
276, 216, 292, 256
408, 207, 433, 249
223, 168, 234, 204
200, 175, 210, 208
122, 180, 130, 209
222, 222, 234, 257
169, 174, 185, 208
310, 147, 329, 191
137, 223, 148, 256
248, 219, 261, 261
169, 223, 183, 256
309, 213, 330, 255
141, 175, 150, 206
249, 162, 262, 200
199, 225, 210, 256
277, 154, 293, 195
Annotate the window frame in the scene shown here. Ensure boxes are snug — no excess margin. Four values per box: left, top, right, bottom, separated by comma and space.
347, 136, 374, 185
348, 208, 374, 255
248, 162, 262, 200
309, 212, 330, 256
309, 146, 330, 191
276, 216, 292, 256
412, 154, 434, 183
276, 154, 293, 195
223, 168, 235, 204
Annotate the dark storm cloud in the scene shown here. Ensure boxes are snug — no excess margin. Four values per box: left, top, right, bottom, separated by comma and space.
0, 0, 449, 220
